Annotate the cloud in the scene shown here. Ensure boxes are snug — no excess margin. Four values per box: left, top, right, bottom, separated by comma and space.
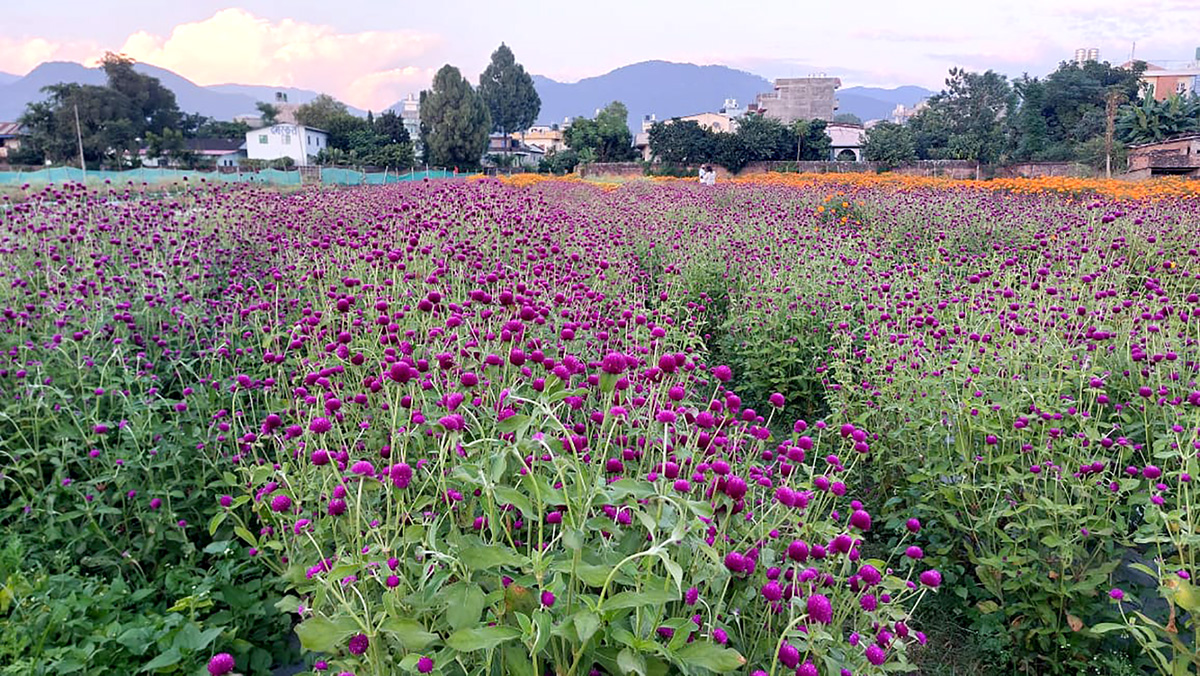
115, 9, 440, 109
0, 36, 99, 74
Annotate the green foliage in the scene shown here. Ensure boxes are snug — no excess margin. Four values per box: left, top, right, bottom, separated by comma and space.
193, 119, 253, 141
478, 43, 541, 136
255, 102, 280, 126
420, 64, 492, 169
834, 112, 863, 125
537, 148, 579, 174
565, 101, 636, 162
647, 120, 718, 164
373, 110, 410, 145
793, 119, 833, 161
1116, 93, 1200, 145
863, 121, 917, 167
294, 94, 351, 130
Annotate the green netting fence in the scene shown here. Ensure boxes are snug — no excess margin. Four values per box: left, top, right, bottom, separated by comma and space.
0, 167, 459, 187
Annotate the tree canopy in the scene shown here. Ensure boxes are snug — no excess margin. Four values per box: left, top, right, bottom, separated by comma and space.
478, 44, 541, 136
420, 65, 492, 169
564, 102, 637, 163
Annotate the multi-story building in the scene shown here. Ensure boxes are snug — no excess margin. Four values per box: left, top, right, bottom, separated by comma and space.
0, 123, 24, 161
512, 126, 567, 154
753, 77, 841, 123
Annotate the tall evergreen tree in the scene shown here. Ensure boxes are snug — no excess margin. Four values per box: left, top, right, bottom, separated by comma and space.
420, 65, 491, 168
478, 44, 541, 137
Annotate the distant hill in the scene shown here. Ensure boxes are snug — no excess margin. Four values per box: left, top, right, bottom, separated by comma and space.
838, 85, 933, 121
389, 61, 933, 131
0, 61, 364, 122
207, 84, 366, 116
0, 71, 18, 87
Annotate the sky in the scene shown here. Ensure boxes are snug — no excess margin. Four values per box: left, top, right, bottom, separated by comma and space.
3, 0, 1199, 110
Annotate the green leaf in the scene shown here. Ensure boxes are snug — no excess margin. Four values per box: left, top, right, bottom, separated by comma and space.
1090, 622, 1128, 635
504, 644, 536, 676
497, 414, 531, 435
563, 528, 584, 551
604, 588, 678, 611
445, 582, 487, 631
141, 647, 182, 672
380, 618, 438, 651
618, 647, 647, 676
675, 641, 745, 672
295, 616, 358, 653
445, 625, 521, 651
493, 485, 534, 518
207, 511, 227, 537
574, 609, 601, 643
459, 544, 528, 571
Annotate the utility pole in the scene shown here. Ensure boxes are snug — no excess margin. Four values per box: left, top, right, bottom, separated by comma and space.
1104, 89, 1125, 179
73, 103, 87, 180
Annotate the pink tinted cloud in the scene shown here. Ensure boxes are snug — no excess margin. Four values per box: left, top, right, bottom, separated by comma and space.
117, 9, 441, 109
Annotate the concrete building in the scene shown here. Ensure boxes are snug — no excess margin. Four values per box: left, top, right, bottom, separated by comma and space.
245, 124, 327, 166
395, 94, 423, 157
486, 135, 545, 168
633, 110, 740, 161
0, 123, 24, 160
1126, 134, 1200, 179
513, 126, 567, 154
754, 77, 841, 123
827, 123, 866, 161
719, 98, 746, 118
890, 101, 928, 125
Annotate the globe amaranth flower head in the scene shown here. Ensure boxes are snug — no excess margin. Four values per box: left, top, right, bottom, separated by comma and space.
309, 417, 333, 434
347, 633, 370, 655
207, 653, 236, 676
919, 569, 942, 588
806, 593, 833, 624
417, 656, 435, 674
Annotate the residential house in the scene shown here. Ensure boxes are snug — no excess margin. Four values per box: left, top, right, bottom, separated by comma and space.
245, 124, 327, 167
1123, 54, 1200, 100
754, 77, 841, 123
486, 134, 545, 168
1126, 134, 1200, 179
0, 123, 24, 161
513, 126, 567, 154
397, 94, 422, 157
826, 123, 866, 161
140, 138, 246, 168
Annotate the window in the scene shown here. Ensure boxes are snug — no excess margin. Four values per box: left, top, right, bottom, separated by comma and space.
258, 135, 268, 144
284, 135, 291, 145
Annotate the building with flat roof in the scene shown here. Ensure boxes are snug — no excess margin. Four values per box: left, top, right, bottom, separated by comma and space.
754, 77, 841, 123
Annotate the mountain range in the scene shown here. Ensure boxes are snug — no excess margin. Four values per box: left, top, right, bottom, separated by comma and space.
0, 60, 932, 131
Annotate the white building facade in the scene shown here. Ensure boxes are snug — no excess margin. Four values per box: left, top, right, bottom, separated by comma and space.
245, 124, 327, 166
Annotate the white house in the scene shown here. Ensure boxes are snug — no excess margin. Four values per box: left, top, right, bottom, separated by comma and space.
245, 124, 327, 167
826, 123, 866, 161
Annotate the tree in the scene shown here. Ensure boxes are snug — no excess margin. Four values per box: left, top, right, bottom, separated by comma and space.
564, 102, 635, 162
1010, 76, 1052, 160
295, 94, 350, 130
374, 110, 410, 145
194, 118, 252, 141
834, 113, 863, 125
1116, 93, 1200, 145
100, 53, 182, 135
256, 102, 280, 126
918, 68, 1016, 163
647, 120, 718, 164
793, 119, 832, 161
538, 148, 579, 174
731, 112, 792, 162
420, 65, 491, 168
478, 43, 541, 138
863, 121, 917, 167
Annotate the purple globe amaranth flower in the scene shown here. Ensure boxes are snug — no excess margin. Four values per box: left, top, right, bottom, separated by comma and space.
778, 643, 800, 669
797, 661, 818, 676
207, 653, 236, 676
600, 352, 627, 374
685, 587, 700, 605
1109, 588, 1125, 601
712, 364, 733, 382
350, 460, 375, 476
769, 392, 785, 408
919, 570, 942, 588
806, 593, 833, 624
309, 417, 332, 434
541, 590, 556, 607
347, 633, 369, 655
417, 656, 435, 674
906, 518, 921, 533
390, 462, 413, 488
866, 643, 887, 666
849, 509, 872, 531
270, 494, 292, 513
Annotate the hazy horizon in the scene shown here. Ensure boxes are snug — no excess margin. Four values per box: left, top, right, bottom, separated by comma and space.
4, 1, 1198, 110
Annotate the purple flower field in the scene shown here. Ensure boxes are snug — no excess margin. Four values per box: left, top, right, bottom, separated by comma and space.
1, 178, 1198, 675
